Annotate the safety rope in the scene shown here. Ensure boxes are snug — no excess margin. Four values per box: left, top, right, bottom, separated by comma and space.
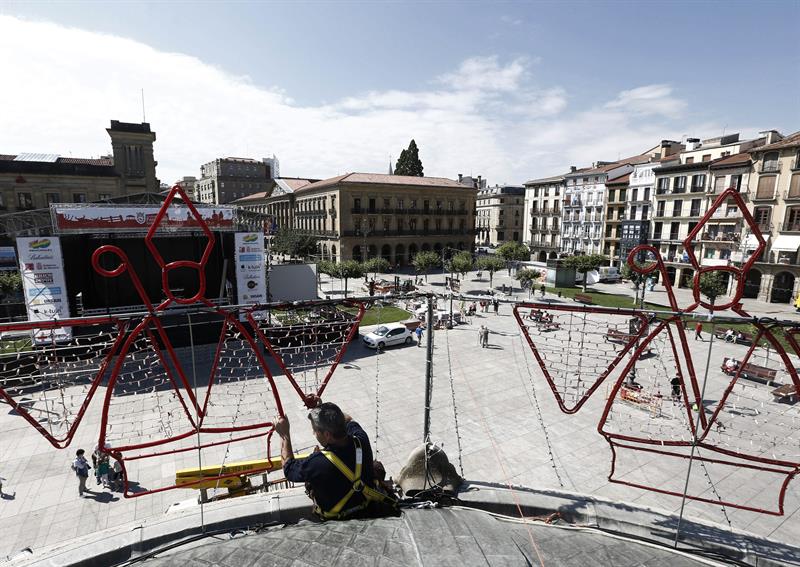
373, 300, 384, 459
443, 316, 464, 477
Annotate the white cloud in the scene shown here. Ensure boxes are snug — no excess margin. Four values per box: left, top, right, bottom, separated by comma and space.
0, 16, 716, 186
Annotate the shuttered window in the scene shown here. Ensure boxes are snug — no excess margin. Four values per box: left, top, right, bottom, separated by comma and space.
789, 174, 800, 198
756, 176, 776, 199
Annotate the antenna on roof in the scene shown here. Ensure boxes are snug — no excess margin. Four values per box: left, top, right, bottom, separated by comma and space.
722, 124, 728, 137
141, 88, 146, 122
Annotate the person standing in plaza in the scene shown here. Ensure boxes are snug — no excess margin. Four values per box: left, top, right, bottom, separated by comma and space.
492, 298, 499, 315
540, 284, 546, 299
694, 322, 703, 341
480, 325, 490, 348
72, 449, 91, 497
415, 325, 424, 347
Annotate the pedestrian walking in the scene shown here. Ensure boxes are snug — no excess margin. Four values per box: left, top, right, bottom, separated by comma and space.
72, 449, 91, 497
480, 325, 490, 348
96, 454, 111, 489
415, 325, 424, 347
492, 298, 499, 315
540, 284, 546, 298
694, 322, 703, 341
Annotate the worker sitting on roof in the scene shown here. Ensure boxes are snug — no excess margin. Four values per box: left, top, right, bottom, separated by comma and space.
275, 397, 398, 521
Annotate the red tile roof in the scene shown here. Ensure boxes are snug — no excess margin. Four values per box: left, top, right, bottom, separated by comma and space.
710, 152, 751, 169
0, 154, 16, 161
296, 173, 471, 193
750, 131, 800, 153
606, 173, 631, 185
282, 178, 312, 191
232, 191, 270, 203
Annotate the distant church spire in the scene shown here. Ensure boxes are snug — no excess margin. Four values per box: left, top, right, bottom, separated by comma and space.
389, 155, 393, 175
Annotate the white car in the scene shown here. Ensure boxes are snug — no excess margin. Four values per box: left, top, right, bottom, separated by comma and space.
362, 322, 413, 349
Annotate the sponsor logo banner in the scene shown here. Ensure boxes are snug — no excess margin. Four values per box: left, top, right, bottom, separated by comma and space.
51, 204, 237, 233
17, 237, 72, 344
234, 233, 266, 321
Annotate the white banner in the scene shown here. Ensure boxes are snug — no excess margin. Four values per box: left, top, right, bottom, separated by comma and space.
17, 237, 72, 344
234, 233, 267, 320
51, 204, 237, 233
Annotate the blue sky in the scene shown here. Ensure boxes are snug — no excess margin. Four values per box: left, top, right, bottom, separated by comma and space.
1, 1, 798, 184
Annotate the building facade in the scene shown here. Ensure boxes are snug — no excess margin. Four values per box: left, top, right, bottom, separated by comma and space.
523, 174, 564, 262
284, 173, 476, 264
475, 185, 525, 247
174, 176, 197, 200
195, 157, 276, 204
745, 131, 800, 304
0, 120, 158, 213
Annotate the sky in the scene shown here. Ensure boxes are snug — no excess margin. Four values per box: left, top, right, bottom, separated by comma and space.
1, 1, 798, 185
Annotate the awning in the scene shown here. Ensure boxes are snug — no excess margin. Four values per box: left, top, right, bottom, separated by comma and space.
744, 233, 769, 250
771, 234, 800, 252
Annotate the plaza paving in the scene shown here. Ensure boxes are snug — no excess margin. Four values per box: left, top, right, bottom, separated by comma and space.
0, 267, 799, 561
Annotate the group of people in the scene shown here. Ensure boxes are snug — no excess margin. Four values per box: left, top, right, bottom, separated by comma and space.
478, 298, 500, 314
71, 447, 124, 497
478, 325, 490, 348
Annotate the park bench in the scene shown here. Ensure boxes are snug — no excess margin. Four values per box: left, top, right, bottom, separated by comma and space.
536, 322, 561, 332
574, 293, 594, 305
771, 383, 799, 404
714, 328, 753, 345
720, 357, 778, 383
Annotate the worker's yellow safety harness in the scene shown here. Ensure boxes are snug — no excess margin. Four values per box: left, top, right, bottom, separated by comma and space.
314, 437, 397, 520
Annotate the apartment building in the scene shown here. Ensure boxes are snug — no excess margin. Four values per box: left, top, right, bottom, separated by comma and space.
195, 157, 276, 204
744, 131, 800, 303
523, 174, 564, 262
174, 176, 196, 200
273, 173, 477, 264
603, 174, 629, 265
475, 185, 525, 247
0, 120, 158, 213
651, 133, 766, 288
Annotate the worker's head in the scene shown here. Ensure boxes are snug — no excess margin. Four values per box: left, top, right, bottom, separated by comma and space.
76, 449, 85, 457
308, 402, 347, 445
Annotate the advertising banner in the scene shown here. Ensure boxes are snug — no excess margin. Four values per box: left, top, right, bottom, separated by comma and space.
17, 237, 72, 344
234, 232, 267, 320
51, 204, 237, 234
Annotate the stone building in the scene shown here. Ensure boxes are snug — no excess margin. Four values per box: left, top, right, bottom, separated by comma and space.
603, 174, 629, 265
745, 131, 800, 304
195, 157, 276, 204
475, 185, 525, 247
0, 120, 158, 213
283, 173, 476, 264
232, 178, 316, 235
523, 174, 564, 262
174, 176, 197, 200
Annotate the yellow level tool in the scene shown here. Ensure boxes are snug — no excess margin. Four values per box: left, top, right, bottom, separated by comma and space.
175, 453, 308, 490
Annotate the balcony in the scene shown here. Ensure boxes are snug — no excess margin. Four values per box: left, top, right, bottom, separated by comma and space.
760, 163, 781, 174
700, 232, 740, 244
690, 185, 705, 193
710, 209, 742, 220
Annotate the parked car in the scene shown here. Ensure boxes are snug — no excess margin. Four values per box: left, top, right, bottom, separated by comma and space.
362, 322, 413, 349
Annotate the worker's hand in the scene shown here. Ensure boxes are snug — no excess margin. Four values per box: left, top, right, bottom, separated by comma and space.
274, 415, 290, 437
305, 394, 322, 408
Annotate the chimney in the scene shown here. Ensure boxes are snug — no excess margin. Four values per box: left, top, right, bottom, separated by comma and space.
759, 130, 782, 145
477, 175, 482, 188
660, 140, 683, 158
458, 173, 463, 183
570, 166, 577, 173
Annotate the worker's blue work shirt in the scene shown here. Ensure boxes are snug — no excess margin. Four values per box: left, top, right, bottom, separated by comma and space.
283, 421, 375, 515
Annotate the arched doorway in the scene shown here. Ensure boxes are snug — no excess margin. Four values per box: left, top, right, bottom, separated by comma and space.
352, 245, 362, 262
331, 245, 337, 262
395, 244, 405, 266
381, 244, 392, 263
421, 243, 431, 252
433, 243, 443, 255
549, 252, 557, 260
368, 244, 377, 259
408, 243, 418, 260
679, 268, 694, 289
771, 272, 795, 303
743, 269, 761, 299
538, 251, 547, 262
321, 243, 328, 260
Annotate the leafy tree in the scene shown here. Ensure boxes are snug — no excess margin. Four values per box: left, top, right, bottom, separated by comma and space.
317, 260, 335, 277
563, 254, 608, 291
393, 139, 424, 176
0, 271, 22, 302
412, 251, 440, 282
362, 257, 390, 280
516, 269, 542, 298
270, 229, 319, 259
496, 241, 530, 275
621, 263, 647, 289
699, 271, 727, 305
447, 251, 473, 278
476, 255, 507, 291
330, 260, 363, 298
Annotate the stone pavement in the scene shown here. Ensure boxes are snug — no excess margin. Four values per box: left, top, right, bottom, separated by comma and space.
1, 269, 799, 560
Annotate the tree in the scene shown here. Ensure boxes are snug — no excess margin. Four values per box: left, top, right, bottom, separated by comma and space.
0, 271, 22, 302
699, 271, 727, 305
412, 251, 440, 282
330, 260, 363, 298
476, 255, 507, 291
393, 139, 424, 176
621, 263, 647, 289
516, 269, 542, 298
496, 241, 530, 274
270, 229, 319, 259
362, 257, 389, 280
317, 260, 335, 277
447, 251, 473, 279
563, 254, 608, 291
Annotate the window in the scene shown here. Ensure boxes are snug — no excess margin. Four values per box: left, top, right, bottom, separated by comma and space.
383, 198, 390, 209
702, 154, 712, 162
690, 199, 702, 217
789, 174, 800, 198
763, 151, 780, 172
653, 222, 663, 239
644, 187, 651, 200
691, 174, 706, 191
657, 201, 666, 217
685, 157, 694, 164
672, 200, 683, 217
46, 193, 61, 204
673, 176, 686, 192
423, 200, 430, 211
753, 207, 771, 231
608, 189, 615, 202
17, 192, 33, 209
73, 193, 87, 203
756, 176, 777, 199
730, 174, 743, 192
642, 204, 649, 218
669, 222, 680, 240
423, 219, 429, 232
397, 198, 404, 210
354, 198, 361, 211
631, 188, 638, 202
368, 198, 376, 211
714, 176, 727, 193
534, 188, 539, 198
786, 207, 800, 231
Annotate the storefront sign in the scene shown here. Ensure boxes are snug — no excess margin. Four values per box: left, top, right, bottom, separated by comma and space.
51, 204, 236, 233
17, 237, 72, 344
234, 233, 267, 320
